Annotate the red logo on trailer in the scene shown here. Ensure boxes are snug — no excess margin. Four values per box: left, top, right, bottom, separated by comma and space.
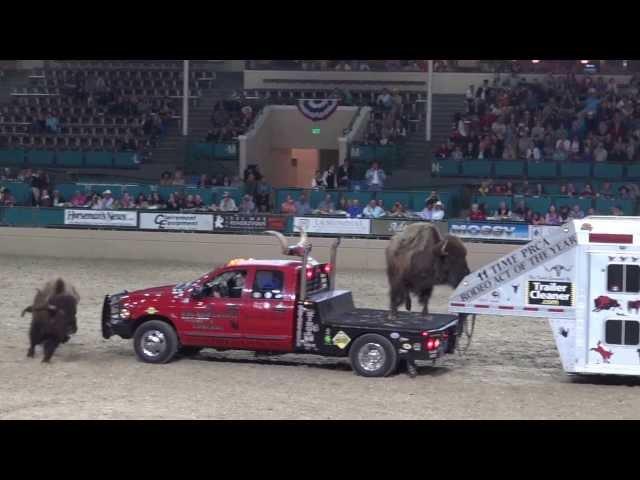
593, 296, 621, 312
590, 341, 613, 363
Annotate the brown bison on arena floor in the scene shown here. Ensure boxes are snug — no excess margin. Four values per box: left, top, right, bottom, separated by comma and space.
22, 278, 80, 363
386, 223, 470, 320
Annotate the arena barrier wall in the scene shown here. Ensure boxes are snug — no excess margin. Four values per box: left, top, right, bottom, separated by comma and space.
0, 226, 519, 272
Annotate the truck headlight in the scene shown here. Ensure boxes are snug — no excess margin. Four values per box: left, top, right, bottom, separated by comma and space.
119, 308, 131, 319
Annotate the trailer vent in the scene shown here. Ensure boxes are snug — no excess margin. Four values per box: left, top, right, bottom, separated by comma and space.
589, 233, 633, 244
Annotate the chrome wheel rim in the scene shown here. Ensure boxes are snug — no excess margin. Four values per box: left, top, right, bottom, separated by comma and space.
358, 343, 386, 372
141, 330, 167, 358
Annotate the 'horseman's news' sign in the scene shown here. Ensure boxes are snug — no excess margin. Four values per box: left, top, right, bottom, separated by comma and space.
64, 209, 138, 227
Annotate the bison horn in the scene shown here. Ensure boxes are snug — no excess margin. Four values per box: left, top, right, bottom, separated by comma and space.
21, 306, 33, 317
265, 230, 290, 255
440, 239, 449, 256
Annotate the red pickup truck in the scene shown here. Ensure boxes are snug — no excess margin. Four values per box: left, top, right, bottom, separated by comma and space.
102, 235, 463, 377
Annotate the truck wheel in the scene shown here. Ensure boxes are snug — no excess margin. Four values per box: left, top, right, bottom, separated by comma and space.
133, 320, 178, 364
349, 334, 398, 378
178, 346, 203, 357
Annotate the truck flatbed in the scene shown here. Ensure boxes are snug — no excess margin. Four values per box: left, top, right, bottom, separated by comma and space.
326, 309, 458, 332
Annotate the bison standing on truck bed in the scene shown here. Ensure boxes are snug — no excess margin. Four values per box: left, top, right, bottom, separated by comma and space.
386, 223, 470, 320
22, 278, 80, 363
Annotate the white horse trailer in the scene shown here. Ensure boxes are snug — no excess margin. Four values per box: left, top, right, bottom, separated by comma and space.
449, 217, 640, 377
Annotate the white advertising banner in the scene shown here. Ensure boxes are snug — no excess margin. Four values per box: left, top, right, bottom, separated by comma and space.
64, 209, 138, 227
139, 212, 213, 231
293, 216, 371, 235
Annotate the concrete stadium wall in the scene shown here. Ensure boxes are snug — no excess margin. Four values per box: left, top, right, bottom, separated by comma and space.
0, 227, 519, 272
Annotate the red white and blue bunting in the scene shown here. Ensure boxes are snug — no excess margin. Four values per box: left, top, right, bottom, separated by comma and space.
297, 99, 339, 122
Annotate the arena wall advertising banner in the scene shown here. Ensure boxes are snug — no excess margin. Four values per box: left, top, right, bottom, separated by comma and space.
139, 212, 213, 231
212, 214, 286, 232
64, 209, 138, 227
293, 216, 371, 235
448, 221, 530, 242
371, 219, 448, 237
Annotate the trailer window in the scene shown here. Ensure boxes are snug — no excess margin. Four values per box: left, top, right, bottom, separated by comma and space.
607, 265, 640, 293
605, 319, 640, 345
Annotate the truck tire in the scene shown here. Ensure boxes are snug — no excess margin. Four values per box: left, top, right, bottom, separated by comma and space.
178, 346, 203, 357
133, 320, 179, 364
349, 334, 398, 377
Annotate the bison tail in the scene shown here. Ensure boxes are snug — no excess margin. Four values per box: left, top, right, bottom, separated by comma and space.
21, 306, 33, 317
405, 295, 412, 312
53, 278, 66, 295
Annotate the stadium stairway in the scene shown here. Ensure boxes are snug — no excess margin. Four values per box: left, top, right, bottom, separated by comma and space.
430, 94, 465, 146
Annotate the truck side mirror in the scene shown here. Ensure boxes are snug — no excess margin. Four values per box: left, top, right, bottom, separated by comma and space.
191, 286, 205, 300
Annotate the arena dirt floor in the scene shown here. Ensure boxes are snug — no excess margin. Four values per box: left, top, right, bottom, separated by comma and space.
2, 255, 640, 420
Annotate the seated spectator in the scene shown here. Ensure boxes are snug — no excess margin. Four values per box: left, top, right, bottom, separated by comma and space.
431, 201, 446, 221
531, 212, 545, 225
311, 170, 326, 189
46, 112, 60, 134
193, 195, 206, 210
118, 192, 135, 209
166, 193, 180, 211
0, 187, 15, 206
183, 194, 196, 209
534, 183, 544, 196
347, 199, 363, 218
135, 193, 149, 209
599, 182, 614, 198
335, 197, 349, 214
51, 190, 65, 207
280, 195, 297, 215
219, 192, 238, 212
172, 169, 186, 186
580, 183, 595, 197
570, 204, 585, 219
545, 205, 561, 225
197, 174, 212, 188
159, 171, 173, 186
559, 184, 569, 196
587, 207, 597, 216
70, 190, 87, 207
611, 205, 624, 216
315, 194, 335, 214
88, 193, 102, 210
512, 200, 526, 221
239, 194, 256, 214
364, 162, 386, 191
38, 189, 53, 208
478, 181, 491, 196
388, 202, 409, 218
100, 190, 115, 209
294, 193, 312, 215
417, 200, 434, 220
567, 183, 577, 196
559, 205, 571, 222
619, 186, 632, 200
468, 203, 486, 221
148, 192, 164, 209
362, 199, 385, 218
493, 201, 512, 219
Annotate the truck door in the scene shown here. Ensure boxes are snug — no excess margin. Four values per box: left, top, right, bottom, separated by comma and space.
587, 253, 640, 369
242, 269, 293, 351
179, 269, 248, 349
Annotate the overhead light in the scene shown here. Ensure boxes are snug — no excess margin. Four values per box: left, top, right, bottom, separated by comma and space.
531, 60, 540, 64
580, 60, 589, 64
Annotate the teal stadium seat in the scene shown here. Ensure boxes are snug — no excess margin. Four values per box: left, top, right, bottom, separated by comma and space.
57, 150, 84, 168
560, 163, 591, 178
0, 149, 26, 167
113, 152, 138, 169
626, 164, 640, 179
434, 159, 460, 176
527, 162, 557, 178
593, 163, 623, 179
596, 198, 635, 216
461, 160, 492, 177
474, 195, 512, 213
551, 195, 593, 213
85, 152, 113, 168
525, 196, 552, 215
26, 150, 55, 167
494, 160, 524, 178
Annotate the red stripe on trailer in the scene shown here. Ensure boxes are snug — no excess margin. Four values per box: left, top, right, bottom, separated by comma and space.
548, 308, 565, 312
450, 302, 466, 307
589, 233, 633, 244
474, 304, 490, 308
498, 306, 515, 310
524, 307, 539, 311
